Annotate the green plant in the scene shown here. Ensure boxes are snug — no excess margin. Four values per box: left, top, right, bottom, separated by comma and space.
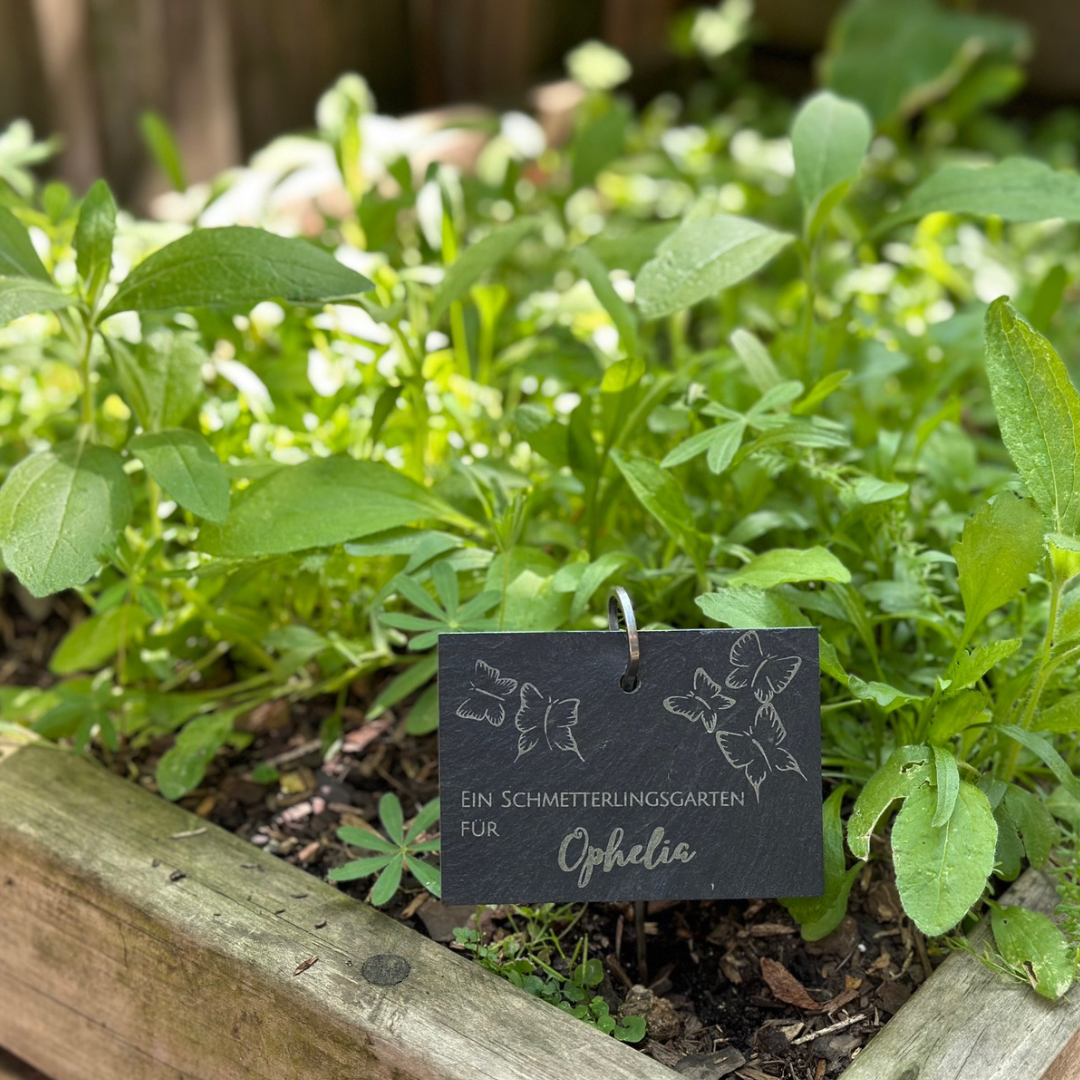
329, 793, 441, 904
453, 914, 646, 1042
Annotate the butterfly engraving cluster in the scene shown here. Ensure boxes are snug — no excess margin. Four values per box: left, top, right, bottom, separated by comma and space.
455, 660, 585, 764
662, 630, 806, 801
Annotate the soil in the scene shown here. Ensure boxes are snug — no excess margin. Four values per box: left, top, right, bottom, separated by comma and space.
3, 583, 939, 1080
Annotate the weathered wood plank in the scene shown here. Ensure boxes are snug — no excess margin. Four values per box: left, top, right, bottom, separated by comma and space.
840, 871, 1080, 1080
0, 1047, 51, 1080
0, 741, 674, 1080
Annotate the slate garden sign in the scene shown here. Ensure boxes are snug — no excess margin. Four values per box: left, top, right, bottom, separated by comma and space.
439, 593, 822, 904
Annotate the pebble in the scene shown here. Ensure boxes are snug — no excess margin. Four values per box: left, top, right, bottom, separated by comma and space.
673, 1047, 746, 1079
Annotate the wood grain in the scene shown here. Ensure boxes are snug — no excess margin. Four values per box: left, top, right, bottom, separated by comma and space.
0, 741, 674, 1080
840, 871, 1080, 1080
0, 1048, 51, 1080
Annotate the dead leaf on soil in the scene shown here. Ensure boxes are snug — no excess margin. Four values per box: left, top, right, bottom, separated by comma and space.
760, 957, 821, 1011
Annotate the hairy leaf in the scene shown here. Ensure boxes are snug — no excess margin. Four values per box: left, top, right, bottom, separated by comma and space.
0, 205, 51, 280
791, 91, 872, 215
729, 547, 851, 590
848, 745, 931, 860
0, 277, 76, 327
74, 179, 117, 303
992, 906, 1074, 999
130, 429, 230, 523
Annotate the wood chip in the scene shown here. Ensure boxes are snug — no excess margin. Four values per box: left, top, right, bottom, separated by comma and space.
747, 922, 796, 938
342, 719, 390, 754
293, 956, 318, 976
760, 957, 821, 1011
823, 987, 860, 1014
169, 827, 207, 840
814, 1060, 826, 1080
792, 1013, 866, 1046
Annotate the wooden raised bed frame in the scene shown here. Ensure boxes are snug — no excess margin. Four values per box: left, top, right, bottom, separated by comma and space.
1, 737, 1079, 1080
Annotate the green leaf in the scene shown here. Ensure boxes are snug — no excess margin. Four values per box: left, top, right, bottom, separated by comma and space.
893, 781, 997, 936
997, 725, 1080, 800
74, 179, 116, 303
696, 586, 810, 629
929, 691, 989, 744
882, 158, 1080, 232
610, 450, 707, 567
731, 329, 782, 394
405, 797, 441, 843
0, 205, 50, 280
984, 300, 1080, 534
50, 605, 150, 674
635, 213, 794, 320
430, 217, 539, 324
848, 745, 931, 860
102, 227, 372, 318
139, 111, 187, 191
130, 429, 230, 524
847, 677, 925, 712
328, 854, 395, 881
199, 457, 464, 558
791, 91, 872, 218
1038, 692, 1080, 734
931, 745, 960, 827
783, 785, 861, 941
823, 0, 1028, 125
0, 441, 132, 597
379, 792, 405, 845
156, 711, 234, 800
851, 477, 908, 505
661, 421, 745, 472
336, 826, 399, 854
729, 547, 851, 590
0, 277, 76, 327
405, 853, 442, 896
946, 638, 1022, 695
1003, 785, 1057, 869
575, 246, 639, 357
569, 551, 632, 622
109, 329, 206, 432
953, 495, 1044, 643
369, 854, 404, 905
614, 1015, 647, 1043
600, 356, 646, 394
994, 802, 1024, 881
405, 684, 440, 736
992, 906, 1075, 999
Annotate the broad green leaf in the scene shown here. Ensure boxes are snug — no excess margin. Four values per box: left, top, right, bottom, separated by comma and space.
992, 906, 1075, 1000
379, 792, 405, 845
998, 725, 1080, 800
156, 711, 234, 800
1003, 785, 1057, 869
405, 853, 442, 896
1047, 788, 1080, 831
109, 329, 206, 432
636, 213, 794, 321
661, 421, 744, 472
824, 0, 1028, 125
782, 785, 861, 941
953, 494, 1043, 643
601, 356, 646, 394
130, 429, 230, 523
696, 586, 810, 629
851, 477, 908, 505
931, 745, 960, 827
430, 217, 538, 324
0, 277, 76, 327
102, 227, 372, 318
50, 605, 150, 675
575, 246, 639, 357
139, 111, 187, 191
370, 854, 404, 905
929, 690, 989, 744
848, 745, 931, 860
0, 205, 50, 280
984, 300, 1080, 533
328, 854, 395, 881
405, 797, 441, 843
994, 803, 1024, 881
791, 91, 872, 217
882, 158, 1080, 232
0, 441, 131, 597
892, 781, 997, 936
945, 638, 1021, 695
1038, 692, 1080, 734
731, 329, 782, 393
74, 179, 116, 303
587, 222, 676, 274
199, 457, 465, 558
368, 653, 439, 720
729, 547, 851, 590
847, 676, 925, 712
569, 551, 632, 622
610, 450, 707, 567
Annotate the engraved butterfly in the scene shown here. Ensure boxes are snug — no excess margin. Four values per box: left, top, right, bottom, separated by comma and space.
515, 683, 585, 763
663, 667, 736, 733
725, 630, 802, 704
715, 701, 806, 801
455, 660, 518, 727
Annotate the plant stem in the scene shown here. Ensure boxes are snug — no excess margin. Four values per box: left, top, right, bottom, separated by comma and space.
79, 317, 96, 438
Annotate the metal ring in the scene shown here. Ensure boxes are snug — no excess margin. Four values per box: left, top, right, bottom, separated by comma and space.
607, 586, 640, 691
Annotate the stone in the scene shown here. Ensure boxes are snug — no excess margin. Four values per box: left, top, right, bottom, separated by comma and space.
673, 1047, 746, 1079
619, 985, 682, 1042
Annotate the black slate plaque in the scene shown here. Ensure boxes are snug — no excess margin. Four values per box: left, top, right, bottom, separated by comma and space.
438, 627, 822, 904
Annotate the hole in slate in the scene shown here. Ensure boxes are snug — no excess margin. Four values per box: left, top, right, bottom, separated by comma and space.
619, 674, 640, 693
